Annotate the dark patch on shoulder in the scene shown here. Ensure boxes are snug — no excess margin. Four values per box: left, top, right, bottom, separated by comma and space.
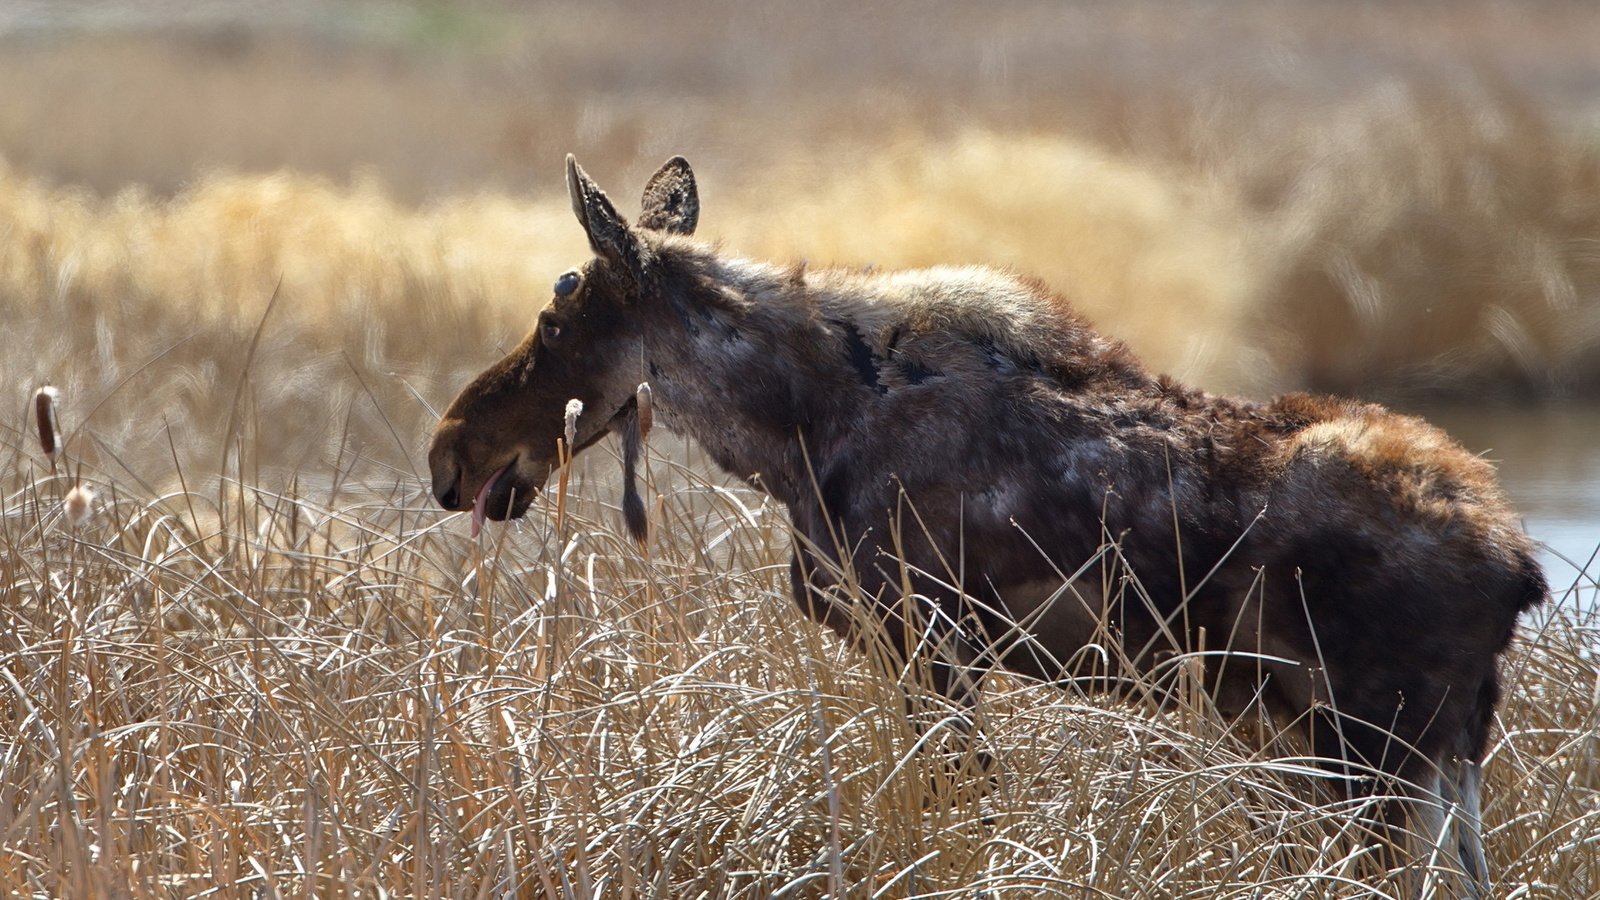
900, 358, 940, 385
973, 335, 1045, 377
885, 326, 905, 355
972, 335, 1011, 373
884, 325, 943, 385
831, 318, 887, 395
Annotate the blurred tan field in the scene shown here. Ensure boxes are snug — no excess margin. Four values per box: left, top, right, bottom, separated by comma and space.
1, 1, 1599, 897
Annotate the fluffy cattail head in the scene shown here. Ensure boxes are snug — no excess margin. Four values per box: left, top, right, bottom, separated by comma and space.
64, 485, 96, 528
635, 382, 653, 440
34, 386, 61, 460
563, 399, 584, 451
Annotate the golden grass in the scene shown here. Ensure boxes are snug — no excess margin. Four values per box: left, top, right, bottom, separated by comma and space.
0, 164, 583, 481
1, 435, 1595, 897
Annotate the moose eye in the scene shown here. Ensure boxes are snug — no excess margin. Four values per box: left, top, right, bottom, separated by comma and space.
554, 271, 581, 297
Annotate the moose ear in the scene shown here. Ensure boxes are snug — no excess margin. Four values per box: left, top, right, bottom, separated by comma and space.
566, 154, 647, 280
638, 156, 699, 235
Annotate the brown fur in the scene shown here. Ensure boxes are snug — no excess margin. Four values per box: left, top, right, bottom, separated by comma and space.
429, 157, 1544, 893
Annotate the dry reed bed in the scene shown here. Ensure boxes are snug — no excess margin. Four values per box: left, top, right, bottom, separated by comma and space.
1, 21, 1598, 894
0, 440, 1595, 897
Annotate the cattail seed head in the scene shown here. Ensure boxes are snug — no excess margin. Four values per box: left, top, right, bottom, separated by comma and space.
564, 398, 584, 450
34, 386, 61, 460
635, 382, 653, 439
64, 485, 95, 528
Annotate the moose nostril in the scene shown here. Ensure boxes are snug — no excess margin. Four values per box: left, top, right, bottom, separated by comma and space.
435, 478, 461, 510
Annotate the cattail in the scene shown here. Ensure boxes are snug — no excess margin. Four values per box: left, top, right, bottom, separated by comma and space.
635, 382, 653, 440
564, 399, 584, 452
34, 386, 61, 461
554, 399, 584, 538
619, 408, 647, 544
63, 485, 95, 528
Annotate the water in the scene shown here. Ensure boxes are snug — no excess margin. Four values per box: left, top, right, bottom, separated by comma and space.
1417, 405, 1600, 611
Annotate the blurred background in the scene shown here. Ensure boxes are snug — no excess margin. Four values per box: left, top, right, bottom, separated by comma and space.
1, 0, 1597, 584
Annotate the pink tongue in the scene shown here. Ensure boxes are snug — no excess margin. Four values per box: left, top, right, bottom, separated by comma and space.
470, 464, 512, 538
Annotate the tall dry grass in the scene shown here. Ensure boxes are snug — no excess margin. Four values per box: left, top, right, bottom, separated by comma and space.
0, 164, 582, 482
1, 148, 1596, 887
728, 87, 1600, 401
1, 431, 1596, 897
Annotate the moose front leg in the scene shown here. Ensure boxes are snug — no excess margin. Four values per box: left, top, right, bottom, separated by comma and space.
788, 552, 857, 643
788, 551, 995, 777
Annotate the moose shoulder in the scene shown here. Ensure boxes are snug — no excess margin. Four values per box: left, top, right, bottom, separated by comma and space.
428, 155, 1545, 893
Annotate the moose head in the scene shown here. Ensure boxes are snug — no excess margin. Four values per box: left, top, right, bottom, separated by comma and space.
428, 155, 699, 536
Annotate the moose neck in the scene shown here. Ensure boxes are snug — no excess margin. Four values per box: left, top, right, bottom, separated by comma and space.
639, 252, 860, 511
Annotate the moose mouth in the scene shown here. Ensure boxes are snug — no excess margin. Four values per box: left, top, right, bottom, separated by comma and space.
469, 460, 541, 537
455, 410, 626, 537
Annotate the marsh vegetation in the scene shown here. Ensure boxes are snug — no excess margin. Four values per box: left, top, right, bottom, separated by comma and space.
1, 1, 1597, 895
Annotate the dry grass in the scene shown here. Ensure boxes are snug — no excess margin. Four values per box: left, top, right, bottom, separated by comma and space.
1, 2, 1599, 896
0, 428, 1595, 897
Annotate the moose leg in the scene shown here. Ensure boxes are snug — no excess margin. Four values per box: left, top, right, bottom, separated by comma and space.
789, 552, 994, 775
788, 553, 857, 643
1355, 759, 1486, 900
1305, 707, 1491, 899
877, 589, 997, 786
1416, 756, 1488, 900
1421, 719, 1490, 899
1306, 711, 1417, 891
1443, 757, 1488, 898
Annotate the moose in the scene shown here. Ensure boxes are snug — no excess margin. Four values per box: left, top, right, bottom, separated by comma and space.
429, 155, 1545, 894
